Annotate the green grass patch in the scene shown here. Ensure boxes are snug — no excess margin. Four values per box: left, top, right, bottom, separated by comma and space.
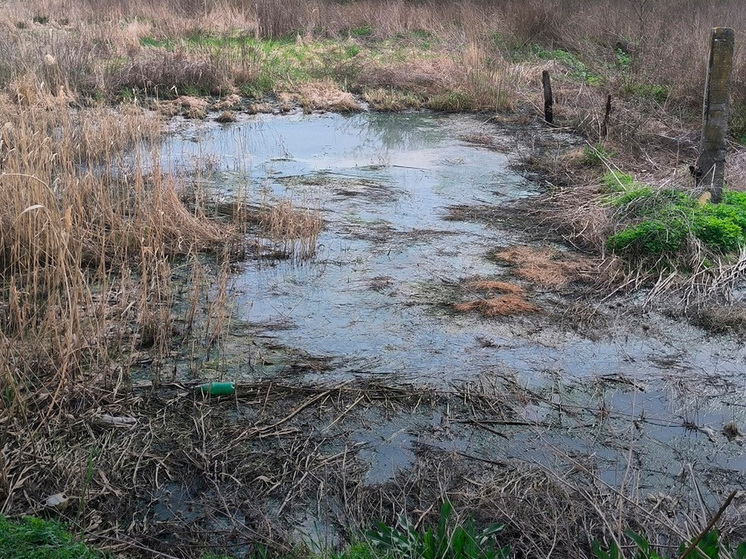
529, 46, 603, 85
621, 82, 670, 103
140, 35, 175, 49
367, 501, 511, 559
582, 144, 616, 167
607, 186, 746, 260
350, 25, 373, 37
594, 529, 746, 559
0, 515, 102, 559
603, 170, 637, 191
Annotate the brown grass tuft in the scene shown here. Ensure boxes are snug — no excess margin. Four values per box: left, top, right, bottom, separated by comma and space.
465, 280, 525, 295
259, 199, 323, 259
280, 80, 361, 113
494, 246, 594, 288
454, 294, 539, 317
109, 49, 234, 97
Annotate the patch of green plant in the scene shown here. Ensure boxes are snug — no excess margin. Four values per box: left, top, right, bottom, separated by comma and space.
608, 188, 746, 258
608, 218, 688, 256
621, 82, 670, 103
367, 500, 511, 559
0, 515, 102, 558
583, 143, 616, 167
593, 529, 746, 559
603, 170, 637, 191
350, 25, 373, 37
723, 189, 746, 210
530, 46, 603, 85
693, 214, 743, 252
603, 176, 695, 216
610, 186, 656, 206
330, 542, 380, 559
615, 48, 631, 71
140, 36, 174, 50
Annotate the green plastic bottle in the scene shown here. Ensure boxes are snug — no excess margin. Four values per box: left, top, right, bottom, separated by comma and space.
196, 382, 236, 397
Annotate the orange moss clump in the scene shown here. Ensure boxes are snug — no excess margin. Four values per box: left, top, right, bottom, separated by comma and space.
494, 246, 592, 288
464, 280, 525, 295
454, 295, 539, 317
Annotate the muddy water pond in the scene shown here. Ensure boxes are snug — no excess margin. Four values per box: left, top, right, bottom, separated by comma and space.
163, 111, 746, 508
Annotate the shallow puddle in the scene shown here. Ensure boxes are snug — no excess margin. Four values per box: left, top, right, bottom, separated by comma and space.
162, 111, 746, 501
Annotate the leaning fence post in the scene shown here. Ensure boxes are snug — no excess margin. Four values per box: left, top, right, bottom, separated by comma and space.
542, 70, 553, 124
695, 27, 734, 203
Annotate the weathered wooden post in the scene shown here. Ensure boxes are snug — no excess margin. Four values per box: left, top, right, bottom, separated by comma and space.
695, 27, 734, 203
601, 94, 612, 140
542, 70, 553, 124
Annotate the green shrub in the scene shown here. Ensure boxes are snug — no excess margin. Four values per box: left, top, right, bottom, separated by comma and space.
606, 183, 746, 261
722, 190, 746, 211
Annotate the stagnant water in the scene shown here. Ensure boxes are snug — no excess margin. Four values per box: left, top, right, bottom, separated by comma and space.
162, 111, 746, 499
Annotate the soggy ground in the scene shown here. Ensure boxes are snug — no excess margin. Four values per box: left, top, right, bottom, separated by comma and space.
155, 111, 746, 544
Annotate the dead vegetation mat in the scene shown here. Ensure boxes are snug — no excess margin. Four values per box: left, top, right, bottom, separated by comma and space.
3, 373, 741, 558
1, 380, 426, 557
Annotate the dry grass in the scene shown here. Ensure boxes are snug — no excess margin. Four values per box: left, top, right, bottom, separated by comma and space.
689, 303, 746, 335
464, 279, 525, 295
259, 199, 323, 260
279, 80, 361, 113
454, 295, 539, 317
0, 81, 251, 553
494, 246, 595, 289
0, 0, 738, 135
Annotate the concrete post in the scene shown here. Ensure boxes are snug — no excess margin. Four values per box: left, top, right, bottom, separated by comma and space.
695, 27, 734, 203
